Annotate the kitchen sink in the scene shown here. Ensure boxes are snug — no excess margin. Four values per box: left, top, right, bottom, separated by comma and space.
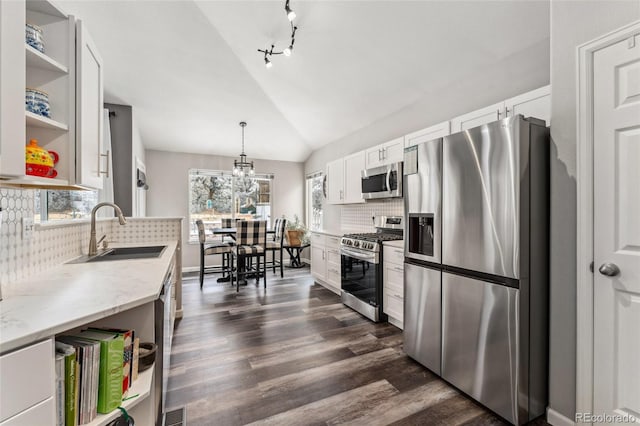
68, 245, 167, 263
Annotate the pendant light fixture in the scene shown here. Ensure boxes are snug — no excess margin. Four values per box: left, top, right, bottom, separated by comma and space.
232, 121, 255, 177
257, 0, 299, 68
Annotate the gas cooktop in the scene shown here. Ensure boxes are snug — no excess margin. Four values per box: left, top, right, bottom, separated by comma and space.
342, 232, 403, 242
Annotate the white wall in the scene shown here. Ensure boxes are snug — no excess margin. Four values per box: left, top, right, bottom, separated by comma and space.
305, 38, 550, 231
145, 149, 304, 269
548, 1, 640, 420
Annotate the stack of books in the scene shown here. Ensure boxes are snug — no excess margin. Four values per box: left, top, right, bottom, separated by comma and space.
54, 327, 138, 425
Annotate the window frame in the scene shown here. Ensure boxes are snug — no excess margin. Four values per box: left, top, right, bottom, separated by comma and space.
305, 171, 323, 232
187, 168, 274, 243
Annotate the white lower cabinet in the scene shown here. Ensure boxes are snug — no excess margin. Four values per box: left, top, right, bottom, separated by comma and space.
0, 339, 55, 424
0, 398, 55, 426
310, 232, 341, 295
383, 244, 404, 329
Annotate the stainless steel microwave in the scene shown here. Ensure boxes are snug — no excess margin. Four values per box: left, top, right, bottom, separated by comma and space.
361, 162, 403, 200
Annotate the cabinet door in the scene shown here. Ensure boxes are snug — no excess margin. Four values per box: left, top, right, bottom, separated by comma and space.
450, 101, 504, 133
505, 85, 551, 126
0, 339, 54, 422
365, 146, 383, 169
0, 0, 26, 177
326, 158, 344, 205
404, 121, 450, 148
343, 151, 365, 204
76, 20, 104, 189
0, 398, 55, 426
310, 244, 326, 281
381, 137, 404, 164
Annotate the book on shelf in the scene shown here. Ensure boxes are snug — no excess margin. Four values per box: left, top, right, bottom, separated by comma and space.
132, 337, 140, 382
57, 336, 100, 424
87, 327, 135, 396
55, 353, 65, 426
75, 329, 125, 414
55, 340, 78, 426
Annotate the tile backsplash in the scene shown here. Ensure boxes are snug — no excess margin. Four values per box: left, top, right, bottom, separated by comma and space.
341, 198, 403, 233
1, 187, 182, 287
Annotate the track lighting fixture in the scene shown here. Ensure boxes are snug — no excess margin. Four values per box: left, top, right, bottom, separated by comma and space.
257, 0, 299, 68
285, 0, 296, 21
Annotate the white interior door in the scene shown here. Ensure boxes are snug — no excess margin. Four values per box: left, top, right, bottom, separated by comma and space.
593, 32, 640, 422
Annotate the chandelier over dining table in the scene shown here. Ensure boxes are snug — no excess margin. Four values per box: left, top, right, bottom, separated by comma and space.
233, 121, 255, 177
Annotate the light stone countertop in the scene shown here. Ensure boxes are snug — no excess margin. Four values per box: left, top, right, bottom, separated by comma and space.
309, 229, 343, 237
383, 240, 404, 249
0, 241, 177, 354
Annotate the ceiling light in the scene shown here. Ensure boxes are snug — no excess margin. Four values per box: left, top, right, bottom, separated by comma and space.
257, 1, 299, 68
233, 122, 254, 177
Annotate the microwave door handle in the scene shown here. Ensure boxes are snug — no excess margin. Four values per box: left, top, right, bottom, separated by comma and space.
386, 169, 391, 192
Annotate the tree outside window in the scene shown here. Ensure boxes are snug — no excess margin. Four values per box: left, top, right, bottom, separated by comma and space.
188, 169, 272, 241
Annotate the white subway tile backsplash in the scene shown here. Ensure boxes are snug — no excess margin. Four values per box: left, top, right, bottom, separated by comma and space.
341, 199, 403, 233
1, 188, 182, 287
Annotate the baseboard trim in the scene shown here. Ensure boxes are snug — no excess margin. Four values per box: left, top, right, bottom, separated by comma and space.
547, 408, 575, 426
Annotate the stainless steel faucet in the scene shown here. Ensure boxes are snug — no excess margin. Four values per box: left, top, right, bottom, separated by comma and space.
89, 202, 127, 256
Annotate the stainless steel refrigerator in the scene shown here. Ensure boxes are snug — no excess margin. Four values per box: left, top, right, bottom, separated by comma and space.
403, 115, 549, 425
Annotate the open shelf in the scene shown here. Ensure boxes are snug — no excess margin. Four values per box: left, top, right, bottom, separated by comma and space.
1, 175, 70, 189
26, 44, 68, 73
85, 363, 154, 426
25, 0, 67, 19
25, 111, 68, 131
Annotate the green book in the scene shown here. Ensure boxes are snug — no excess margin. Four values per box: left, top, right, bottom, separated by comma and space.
55, 341, 77, 426
76, 330, 124, 414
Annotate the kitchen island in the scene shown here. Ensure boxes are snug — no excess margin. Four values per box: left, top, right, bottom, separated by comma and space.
0, 241, 178, 425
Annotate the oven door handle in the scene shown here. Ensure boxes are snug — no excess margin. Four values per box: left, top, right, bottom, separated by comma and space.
341, 247, 376, 262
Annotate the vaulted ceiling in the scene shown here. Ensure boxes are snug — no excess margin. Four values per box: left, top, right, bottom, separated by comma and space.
58, 1, 550, 162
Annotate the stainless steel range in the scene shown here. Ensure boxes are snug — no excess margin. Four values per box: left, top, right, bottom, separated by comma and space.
340, 216, 402, 322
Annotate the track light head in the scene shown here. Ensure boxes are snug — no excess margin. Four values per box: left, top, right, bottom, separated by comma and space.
285, 1, 296, 21
283, 46, 292, 56
265, 56, 272, 68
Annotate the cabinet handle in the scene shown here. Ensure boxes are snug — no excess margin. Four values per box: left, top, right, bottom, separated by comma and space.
382, 147, 387, 160
322, 251, 325, 260
99, 150, 110, 177
505, 107, 511, 116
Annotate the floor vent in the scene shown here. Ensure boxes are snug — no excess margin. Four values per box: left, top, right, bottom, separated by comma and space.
165, 407, 186, 426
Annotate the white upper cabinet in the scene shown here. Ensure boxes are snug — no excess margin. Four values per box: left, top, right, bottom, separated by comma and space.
505, 85, 551, 126
326, 158, 344, 204
326, 151, 365, 205
0, 1, 105, 189
343, 151, 365, 204
450, 101, 504, 133
404, 121, 451, 148
75, 20, 104, 189
0, 1, 26, 177
450, 85, 551, 134
365, 136, 404, 168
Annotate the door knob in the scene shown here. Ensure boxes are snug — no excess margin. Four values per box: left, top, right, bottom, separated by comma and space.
598, 263, 620, 277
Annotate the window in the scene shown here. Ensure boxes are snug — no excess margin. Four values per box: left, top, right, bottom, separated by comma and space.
34, 189, 99, 222
306, 172, 323, 231
188, 169, 273, 241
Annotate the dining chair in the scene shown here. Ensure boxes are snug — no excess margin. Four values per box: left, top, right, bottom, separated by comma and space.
195, 219, 233, 289
265, 218, 287, 278
231, 220, 267, 291
219, 218, 235, 243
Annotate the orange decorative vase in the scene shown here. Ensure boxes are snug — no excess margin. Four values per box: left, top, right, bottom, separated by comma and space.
25, 139, 58, 178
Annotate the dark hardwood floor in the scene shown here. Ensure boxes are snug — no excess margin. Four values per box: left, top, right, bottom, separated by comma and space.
167, 267, 549, 426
